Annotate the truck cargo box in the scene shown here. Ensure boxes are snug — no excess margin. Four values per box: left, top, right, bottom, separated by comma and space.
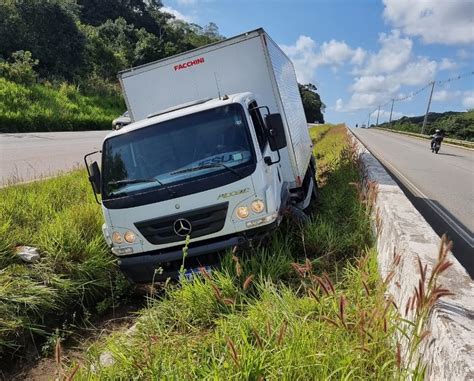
118, 28, 312, 186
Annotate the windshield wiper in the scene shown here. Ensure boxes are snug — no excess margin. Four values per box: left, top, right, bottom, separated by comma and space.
170, 163, 243, 178
108, 178, 156, 186
108, 178, 176, 197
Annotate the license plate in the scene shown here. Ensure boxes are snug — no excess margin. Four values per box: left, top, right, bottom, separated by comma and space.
179, 265, 212, 281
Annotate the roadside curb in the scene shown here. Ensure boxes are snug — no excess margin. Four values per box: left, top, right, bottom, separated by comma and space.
351, 131, 474, 380
373, 127, 474, 151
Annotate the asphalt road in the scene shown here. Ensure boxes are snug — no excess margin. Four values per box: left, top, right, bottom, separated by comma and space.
352, 128, 474, 277
0, 131, 109, 185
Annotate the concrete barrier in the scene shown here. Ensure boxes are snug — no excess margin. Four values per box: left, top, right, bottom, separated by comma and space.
352, 133, 474, 380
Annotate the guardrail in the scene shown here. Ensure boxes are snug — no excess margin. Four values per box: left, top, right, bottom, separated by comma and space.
373, 127, 474, 149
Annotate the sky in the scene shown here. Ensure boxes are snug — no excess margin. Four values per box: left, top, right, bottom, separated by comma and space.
162, 0, 474, 127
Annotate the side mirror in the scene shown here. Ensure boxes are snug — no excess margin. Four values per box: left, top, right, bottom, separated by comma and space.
265, 113, 287, 151
89, 161, 101, 194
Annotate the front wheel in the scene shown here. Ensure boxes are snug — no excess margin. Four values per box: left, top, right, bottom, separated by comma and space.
285, 205, 310, 226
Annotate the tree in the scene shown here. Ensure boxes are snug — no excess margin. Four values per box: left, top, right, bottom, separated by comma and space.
134, 28, 165, 66
0, 0, 222, 83
0, 0, 85, 80
299, 83, 325, 123
79, 23, 124, 80
203, 22, 222, 39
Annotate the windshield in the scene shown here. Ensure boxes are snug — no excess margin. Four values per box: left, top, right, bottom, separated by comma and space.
102, 104, 255, 199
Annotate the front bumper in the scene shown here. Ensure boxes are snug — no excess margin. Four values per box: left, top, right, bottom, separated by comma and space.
117, 221, 278, 283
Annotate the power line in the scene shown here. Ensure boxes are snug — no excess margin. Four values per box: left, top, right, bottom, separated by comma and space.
363, 70, 474, 129
368, 70, 474, 118
437, 71, 474, 85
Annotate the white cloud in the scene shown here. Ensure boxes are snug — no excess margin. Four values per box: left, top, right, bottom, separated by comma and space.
383, 0, 474, 45
352, 75, 399, 94
346, 59, 437, 111
347, 92, 389, 110
319, 40, 358, 65
439, 58, 457, 71
462, 91, 474, 109
432, 90, 462, 102
161, 6, 193, 22
359, 30, 412, 75
432, 90, 450, 102
396, 57, 437, 86
351, 48, 367, 65
370, 109, 404, 122
281, 36, 366, 83
335, 98, 344, 111
343, 30, 438, 111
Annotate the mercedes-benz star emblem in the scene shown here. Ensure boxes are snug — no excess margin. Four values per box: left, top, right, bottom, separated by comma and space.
173, 218, 192, 237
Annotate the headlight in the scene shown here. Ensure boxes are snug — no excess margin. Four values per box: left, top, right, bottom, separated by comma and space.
236, 206, 249, 219
124, 230, 136, 243
251, 199, 265, 213
112, 231, 123, 244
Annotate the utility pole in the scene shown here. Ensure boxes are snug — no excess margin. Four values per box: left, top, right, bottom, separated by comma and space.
368, 113, 371, 128
389, 99, 395, 128
376, 105, 380, 126
421, 81, 435, 135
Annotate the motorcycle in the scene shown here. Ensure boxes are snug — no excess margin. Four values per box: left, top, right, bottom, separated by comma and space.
431, 140, 441, 154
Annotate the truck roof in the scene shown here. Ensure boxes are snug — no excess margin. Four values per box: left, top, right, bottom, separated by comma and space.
104, 92, 252, 141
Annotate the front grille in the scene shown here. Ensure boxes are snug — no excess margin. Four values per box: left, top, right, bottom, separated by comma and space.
134, 202, 229, 245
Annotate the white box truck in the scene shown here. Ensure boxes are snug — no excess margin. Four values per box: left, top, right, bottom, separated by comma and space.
85, 28, 317, 283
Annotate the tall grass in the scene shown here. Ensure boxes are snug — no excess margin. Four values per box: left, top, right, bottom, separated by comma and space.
0, 170, 128, 359
69, 124, 401, 379
0, 78, 125, 132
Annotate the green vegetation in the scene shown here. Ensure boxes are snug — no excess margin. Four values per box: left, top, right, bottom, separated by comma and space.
0, 0, 222, 82
377, 110, 474, 141
0, 78, 124, 132
0, 1, 325, 132
0, 170, 128, 358
0, 0, 224, 133
299, 83, 326, 124
61, 124, 399, 379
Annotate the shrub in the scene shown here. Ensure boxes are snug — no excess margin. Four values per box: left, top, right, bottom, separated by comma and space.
0, 50, 39, 85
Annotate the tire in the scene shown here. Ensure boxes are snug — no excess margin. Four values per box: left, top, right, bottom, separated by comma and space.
310, 171, 318, 202
309, 159, 318, 202
285, 205, 310, 226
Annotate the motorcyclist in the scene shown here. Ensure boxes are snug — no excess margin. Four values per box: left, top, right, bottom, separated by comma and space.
431, 129, 444, 151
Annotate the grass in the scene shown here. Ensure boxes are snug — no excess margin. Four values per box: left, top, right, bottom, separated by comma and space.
0, 123, 453, 378
0, 78, 125, 132
0, 170, 129, 360
62, 123, 402, 380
